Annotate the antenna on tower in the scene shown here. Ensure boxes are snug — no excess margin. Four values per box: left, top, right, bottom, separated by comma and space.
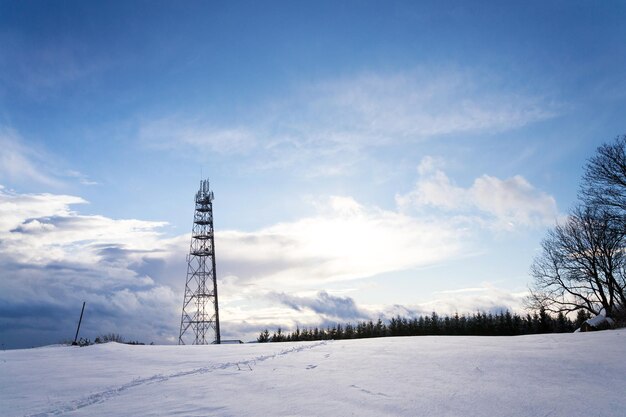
178, 178, 221, 345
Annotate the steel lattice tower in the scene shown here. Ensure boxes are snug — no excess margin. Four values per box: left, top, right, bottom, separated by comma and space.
178, 179, 221, 345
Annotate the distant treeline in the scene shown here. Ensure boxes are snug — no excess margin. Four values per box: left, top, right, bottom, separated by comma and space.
67, 333, 149, 347
257, 309, 591, 343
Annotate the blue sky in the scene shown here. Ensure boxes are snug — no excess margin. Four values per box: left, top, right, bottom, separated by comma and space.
1, 1, 625, 348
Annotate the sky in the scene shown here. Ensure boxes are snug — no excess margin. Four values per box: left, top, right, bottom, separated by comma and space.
1, 1, 625, 348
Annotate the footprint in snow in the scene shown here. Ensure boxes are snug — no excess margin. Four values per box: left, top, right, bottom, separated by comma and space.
349, 384, 390, 398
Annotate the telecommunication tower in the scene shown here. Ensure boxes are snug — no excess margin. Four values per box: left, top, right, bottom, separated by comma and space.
178, 179, 221, 345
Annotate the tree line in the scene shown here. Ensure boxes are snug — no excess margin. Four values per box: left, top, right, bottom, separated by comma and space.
65, 333, 149, 347
257, 309, 589, 343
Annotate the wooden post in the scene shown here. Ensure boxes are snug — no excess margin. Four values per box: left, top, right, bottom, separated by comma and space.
73, 302, 86, 345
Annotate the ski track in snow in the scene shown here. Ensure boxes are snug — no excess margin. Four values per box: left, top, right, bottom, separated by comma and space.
25, 341, 328, 417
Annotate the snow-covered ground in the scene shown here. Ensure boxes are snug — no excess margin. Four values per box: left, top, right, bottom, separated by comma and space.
1, 330, 625, 417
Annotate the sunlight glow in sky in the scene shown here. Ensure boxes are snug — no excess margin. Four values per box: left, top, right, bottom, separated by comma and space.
1, 1, 625, 347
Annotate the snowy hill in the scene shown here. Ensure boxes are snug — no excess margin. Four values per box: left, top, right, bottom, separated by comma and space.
2, 330, 625, 417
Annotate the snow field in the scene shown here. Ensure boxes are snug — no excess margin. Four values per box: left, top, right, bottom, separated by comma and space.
1, 330, 625, 416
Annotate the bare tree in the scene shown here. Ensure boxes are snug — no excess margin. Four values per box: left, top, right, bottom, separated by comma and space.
530, 136, 626, 320
529, 205, 626, 318
581, 135, 626, 213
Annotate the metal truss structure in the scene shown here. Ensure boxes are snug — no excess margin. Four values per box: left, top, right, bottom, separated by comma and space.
178, 179, 221, 345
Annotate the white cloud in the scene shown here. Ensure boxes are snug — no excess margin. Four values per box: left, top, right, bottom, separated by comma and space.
0, 189, 85, 232
217, 195, 467, 289
0, 128, 101, 188
357, 284, 529, 320
0, 187, 168, 266
305, 70, 556, 142
66, 169, 99, 186
396, 157, 558, 229
0, 186, 182, 346
0, 128, 61, 186
135, 69, 559, 176
471, 175, 557, 227
138, 116, 257, 155
420, 285, 529, 315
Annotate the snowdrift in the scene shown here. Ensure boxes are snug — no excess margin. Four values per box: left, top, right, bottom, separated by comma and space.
1, 330, 625, 416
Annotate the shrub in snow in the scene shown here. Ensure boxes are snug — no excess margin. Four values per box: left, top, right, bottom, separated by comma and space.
96, 333, 125, 343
